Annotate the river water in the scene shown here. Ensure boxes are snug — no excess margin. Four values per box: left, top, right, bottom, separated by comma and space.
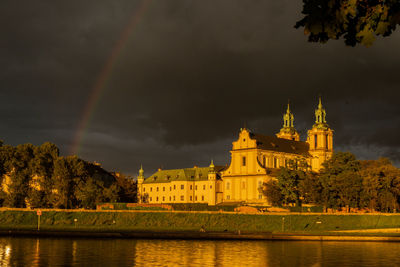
1, 236, 400, 266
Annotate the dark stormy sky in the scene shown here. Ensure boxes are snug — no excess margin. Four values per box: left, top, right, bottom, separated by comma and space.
1, 1, 399, 176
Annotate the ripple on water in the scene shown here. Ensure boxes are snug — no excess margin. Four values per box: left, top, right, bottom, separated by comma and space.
1, 237, 400, 267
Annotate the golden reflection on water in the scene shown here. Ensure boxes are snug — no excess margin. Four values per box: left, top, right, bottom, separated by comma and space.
1, 237, 400, 266
0, 242, 11, 266
134, 240, 269, 267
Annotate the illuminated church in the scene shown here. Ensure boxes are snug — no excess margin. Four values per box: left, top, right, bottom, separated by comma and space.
137, 98, 333, 205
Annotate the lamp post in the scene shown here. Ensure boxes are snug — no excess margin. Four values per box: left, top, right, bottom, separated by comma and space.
36, 210, 42, 231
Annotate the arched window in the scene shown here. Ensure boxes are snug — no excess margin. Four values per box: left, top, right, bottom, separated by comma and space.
314, 134, 318, 148
242, 156, 246, 166
326, 134, 329, 149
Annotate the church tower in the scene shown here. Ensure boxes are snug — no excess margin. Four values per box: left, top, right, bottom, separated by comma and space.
276, 101, 300, 141
307, 97, 333, 171
137, 165, 145, 203
208, 160, 216, 181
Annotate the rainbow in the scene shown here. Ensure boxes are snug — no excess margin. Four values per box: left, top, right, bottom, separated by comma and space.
70, 0, 152, 155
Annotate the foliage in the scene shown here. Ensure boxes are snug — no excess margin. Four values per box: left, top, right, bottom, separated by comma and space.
113, 173, 137, 203
295, 0, 400, 46
261, 151, 400, 212
360, 158, 400, 212
262, 180, 283, 206
319, 152, 362, 209
0, 141, 129, 209
265, 159, 313, 207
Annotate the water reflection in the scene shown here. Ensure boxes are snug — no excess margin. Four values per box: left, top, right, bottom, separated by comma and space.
1, 237, 400, 266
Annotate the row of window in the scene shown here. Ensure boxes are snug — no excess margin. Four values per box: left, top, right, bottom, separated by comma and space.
149, 195, 206, 202
153, 173, 207, 181
225, 194, 263, 200
143, 184, 212, 193
242, 155, 286, 168
225, 180, 263, 190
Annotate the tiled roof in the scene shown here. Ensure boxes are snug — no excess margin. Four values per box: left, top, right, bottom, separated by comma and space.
249, 133, 310, 156
143, 166, 225, 184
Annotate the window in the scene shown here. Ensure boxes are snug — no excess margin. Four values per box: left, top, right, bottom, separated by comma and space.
242, 181, 246, 189
170, 186, 172, 191
163, 187, 165, 191
169, 196, 171, 201
325, 134, 328, 148
162, 196, 165, 201
210, 185, 212, 189
314, 134, 318, 148
190, 196, 193, 201
180, 196, 184, 201
157, 187, 159, 192
150, 187, 152, 192
195, 185, 198, 190
190, 185, 192, 190
258, 194, 263, 199
173, 196, 176, 201
227, 195, 230, 200
156, 197, 159, 201
258, 181, 262, 187
273, 158, 277, 168
242, 156, 246, 166
201, 196, 204, 201
226, 182, 230, 190
203, 185, 206, 190
174, 185, 176, 190
195, 196, 198, 201
181, 185, 184, 190
143, 187, 146, 192
150, 197, 152, 201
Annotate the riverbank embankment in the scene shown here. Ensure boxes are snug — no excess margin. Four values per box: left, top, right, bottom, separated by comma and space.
1, 208, 400, 241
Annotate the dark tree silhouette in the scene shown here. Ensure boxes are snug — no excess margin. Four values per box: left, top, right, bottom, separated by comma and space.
295, 0, 400, 46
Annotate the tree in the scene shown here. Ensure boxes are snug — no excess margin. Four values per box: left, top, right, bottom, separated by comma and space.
27, 142, 60, 207
3, 144, 36, 207
319, 152, 362, 210
0, 140, 134, 209
267, 159, 312, 207
51, 156, 86, 209
262, 180, 283, 206
299, 171, 322, 204
276, 167, 304, 206
113, 173, 137, 203
295, 0, 400, 47
360, 158, 400, 212
75, 177, 105, 209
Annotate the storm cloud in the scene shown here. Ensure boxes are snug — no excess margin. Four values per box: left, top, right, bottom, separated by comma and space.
1, 0, 399, 175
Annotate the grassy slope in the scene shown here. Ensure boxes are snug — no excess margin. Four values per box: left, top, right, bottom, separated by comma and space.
1, 210, 400, 235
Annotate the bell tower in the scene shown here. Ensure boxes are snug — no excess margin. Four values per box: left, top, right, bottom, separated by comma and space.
307, 97, 333, 171
137, 165, 145, 203
276, 101, 300, 141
